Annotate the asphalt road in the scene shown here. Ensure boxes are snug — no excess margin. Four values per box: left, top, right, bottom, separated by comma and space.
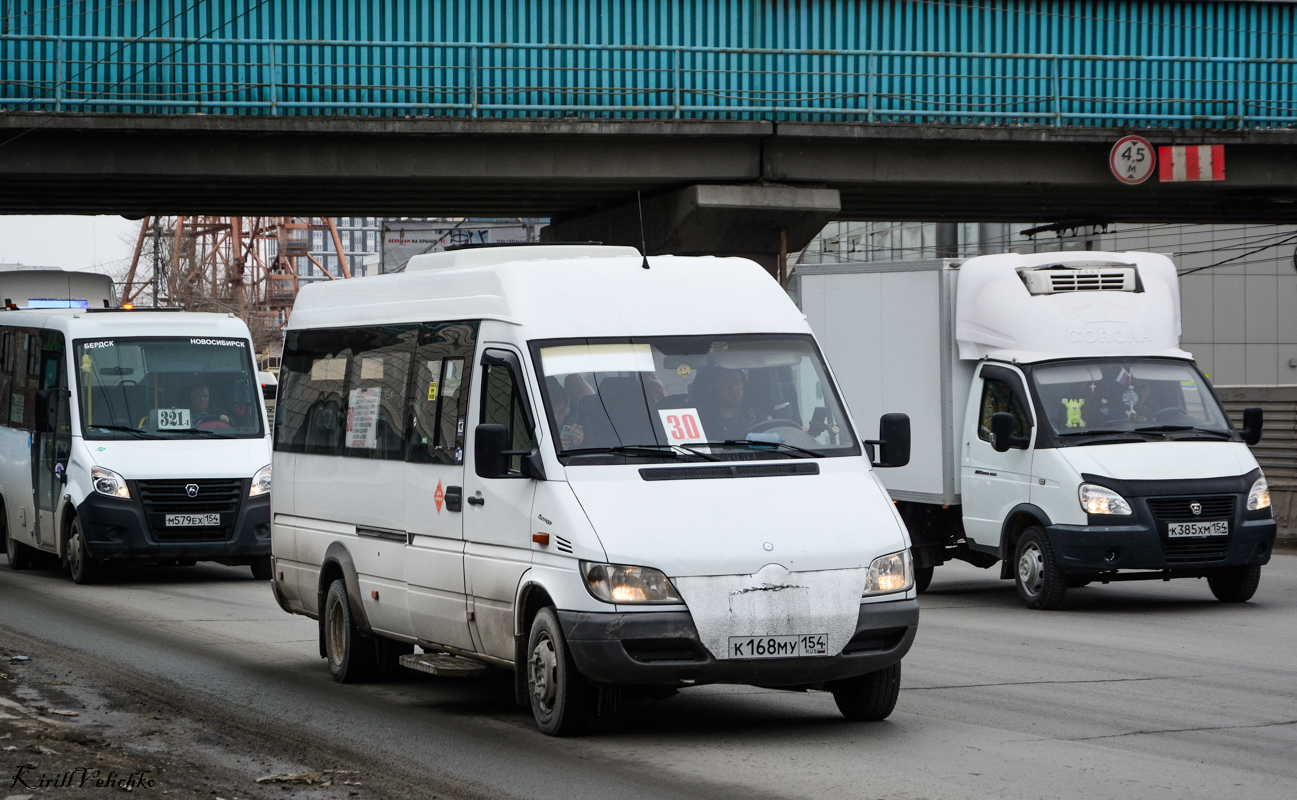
2, 553, 1295, 800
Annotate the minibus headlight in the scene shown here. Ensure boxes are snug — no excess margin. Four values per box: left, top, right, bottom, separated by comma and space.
250, 464, 272, 497
91, 466, 130, 499
863, 550, 912, 595
1247, 476, 1271, 511
580, 561, 682, 604
1079, 483, 1132, 516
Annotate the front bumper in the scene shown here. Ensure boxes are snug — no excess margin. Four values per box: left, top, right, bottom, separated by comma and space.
559, 598, 919, 687
76, 487, 270, 563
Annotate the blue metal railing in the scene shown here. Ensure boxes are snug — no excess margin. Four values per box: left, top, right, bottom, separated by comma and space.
2, 35, 1294, 128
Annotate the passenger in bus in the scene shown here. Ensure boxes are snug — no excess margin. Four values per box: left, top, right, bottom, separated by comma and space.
561, 374, 594, 449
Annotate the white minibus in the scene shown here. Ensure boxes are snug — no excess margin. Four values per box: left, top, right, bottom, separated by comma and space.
270, 245, 919, 735
0, 309, 273, 583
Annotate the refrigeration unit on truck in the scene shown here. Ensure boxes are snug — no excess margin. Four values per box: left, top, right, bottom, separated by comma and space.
798, 252, 1276, 609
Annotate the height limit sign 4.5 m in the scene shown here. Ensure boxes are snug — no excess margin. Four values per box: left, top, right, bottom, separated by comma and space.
1110, 136, 1156, 184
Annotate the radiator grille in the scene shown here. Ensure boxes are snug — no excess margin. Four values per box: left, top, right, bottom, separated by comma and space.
137, 479, 244, 542
1146, 496, 1235, 521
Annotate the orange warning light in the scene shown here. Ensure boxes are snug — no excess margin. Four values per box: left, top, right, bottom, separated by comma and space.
122, 303, 134, 310
532, 532, 551, 546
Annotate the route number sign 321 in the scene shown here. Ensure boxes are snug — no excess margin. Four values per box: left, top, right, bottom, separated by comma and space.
1110, 136, 1157, 184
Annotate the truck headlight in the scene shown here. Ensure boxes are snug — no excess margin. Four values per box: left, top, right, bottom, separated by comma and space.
580, 561, 682, 604
864, 550, 912, 595
91, 466, 130, 499
1079, 483, 1132, 516
1247, 476, 1270, 511
250, 464, 272, 497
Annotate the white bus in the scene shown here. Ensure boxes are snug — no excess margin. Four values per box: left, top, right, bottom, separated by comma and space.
270, 245, 920, 735
0, 309, 273, 583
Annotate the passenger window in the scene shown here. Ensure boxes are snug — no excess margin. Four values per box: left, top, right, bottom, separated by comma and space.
9, 329, 39, 431
276, 328, 357, 455
977, 377, 1028, 443
344, 327, 415, 460
407, 321, 477, 465
0, 329, 12, 429
480, 355, 535, 475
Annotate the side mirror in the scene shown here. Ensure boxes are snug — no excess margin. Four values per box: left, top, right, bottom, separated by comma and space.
474, 423, 510, 478
990, 412, 1014, 453
869, 413, 910, 468
1241, 406, 1263, 446
34, 389, 57, 433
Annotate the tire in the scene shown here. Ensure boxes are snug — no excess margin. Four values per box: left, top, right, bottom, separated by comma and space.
249, 555, 273, 580
176, 559, 198, 567
830, 661, 902, 721
324, 579, 378, 683
526, 607, 596, 736
914, 566, 934, 594
1208, 565, 1261, 603
374, 636, 415, 682
1014, 527, 1067, 610
5, 523, 38, 571
66, 516, 100, 585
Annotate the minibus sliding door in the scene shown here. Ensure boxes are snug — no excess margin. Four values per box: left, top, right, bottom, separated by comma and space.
32, 330, 70, 553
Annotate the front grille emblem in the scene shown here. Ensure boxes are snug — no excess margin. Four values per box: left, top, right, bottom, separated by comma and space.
1190, 502, 1202, 516
186, 484, 200, 498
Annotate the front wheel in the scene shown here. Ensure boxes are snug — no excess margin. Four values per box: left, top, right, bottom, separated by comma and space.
527, 607, 596, 736
324, 579, 378, 683
66, 517, 100, 585
913, 565, 934, 594
249, 555, 273, 580
830, 662, 901, 721
1014, 527, 1067, 610
1208, 565, 1261, 603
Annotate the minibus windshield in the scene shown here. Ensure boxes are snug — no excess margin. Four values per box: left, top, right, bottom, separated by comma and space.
75, 337, 263, 440
1030, 357, 1232, 441
532, 335, 859, 462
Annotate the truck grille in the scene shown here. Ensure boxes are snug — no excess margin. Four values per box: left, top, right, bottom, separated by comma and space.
137, 479, 244, 542
1146, 496, 1235, 521
1147, 495, 1236, 563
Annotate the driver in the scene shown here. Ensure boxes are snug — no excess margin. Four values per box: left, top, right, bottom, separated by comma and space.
190, 383, 230, 425
700, 367, 755, 441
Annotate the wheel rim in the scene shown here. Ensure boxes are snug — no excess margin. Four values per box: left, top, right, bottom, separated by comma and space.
529, 633, 559, 710
1018, 542, 1045, 597
327, 596, 346, 667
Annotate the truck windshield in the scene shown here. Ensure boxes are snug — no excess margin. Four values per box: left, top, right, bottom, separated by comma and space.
531, 334, 859, 462
75, 337, 264, 440
1030, 358, 1231, 439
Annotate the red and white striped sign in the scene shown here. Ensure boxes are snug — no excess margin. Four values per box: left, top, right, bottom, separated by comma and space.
1158, 145, 1225, 182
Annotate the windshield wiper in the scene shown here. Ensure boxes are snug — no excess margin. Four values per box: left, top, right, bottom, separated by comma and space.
564, 445, 717, 462
87, 424, 161, 439
716, 439, 825, 458
1136, 425, 1233, 439
1059, 428, 1162, 438
163, 427, 235, 439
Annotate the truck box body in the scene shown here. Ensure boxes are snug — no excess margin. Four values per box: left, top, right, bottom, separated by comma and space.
798, 260, 971, 505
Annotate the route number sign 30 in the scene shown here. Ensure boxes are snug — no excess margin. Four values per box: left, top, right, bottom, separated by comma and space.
1110, 136, 1156, 184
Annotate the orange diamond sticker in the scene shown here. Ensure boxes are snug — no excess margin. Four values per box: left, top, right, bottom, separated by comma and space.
434, 480, 444, 514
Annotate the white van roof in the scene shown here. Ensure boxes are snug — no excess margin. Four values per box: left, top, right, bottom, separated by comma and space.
0, 309, 255, 340
954, 250, 1188, 363
288, 251, 809, 340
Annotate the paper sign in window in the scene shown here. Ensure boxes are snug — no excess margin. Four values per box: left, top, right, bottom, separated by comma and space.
311, 357, 346, 381
360, 356, 384, 380
657, 407, 708, 445
347, 387, 381, 449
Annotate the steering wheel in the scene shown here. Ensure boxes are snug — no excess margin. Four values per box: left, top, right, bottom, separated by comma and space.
747, 418, 804, 434
1151, 407, 1189, 423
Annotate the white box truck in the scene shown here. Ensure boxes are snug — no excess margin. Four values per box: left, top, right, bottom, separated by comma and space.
798, 252, 1277, 609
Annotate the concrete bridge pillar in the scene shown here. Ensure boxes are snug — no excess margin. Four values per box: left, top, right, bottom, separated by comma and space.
542, 184, 841, 278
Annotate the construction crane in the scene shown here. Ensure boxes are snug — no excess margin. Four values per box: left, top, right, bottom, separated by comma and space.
121, 216, 355, 352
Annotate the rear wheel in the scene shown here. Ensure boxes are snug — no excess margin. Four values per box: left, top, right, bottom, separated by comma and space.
1208, 565, 1261, 603
1014, 527, 1067, 610
66, 517, 100, 585
324, 579, 378, 683
249, 555, 273, 580
830, 662, 902, 721
4, 519, 37, 571
527, 607, 595, 736
913, 566, 934, 594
